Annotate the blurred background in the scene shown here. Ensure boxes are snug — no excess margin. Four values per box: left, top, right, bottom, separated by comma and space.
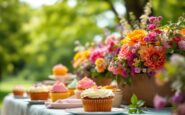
0, 0, 184, 108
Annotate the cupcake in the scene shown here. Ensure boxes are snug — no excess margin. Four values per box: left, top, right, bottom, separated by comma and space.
53, 64, 68, 77
67, 78, 78, 96
13, 85, 25, 97
81, 87, 115, 112
50, 81, 70, 102
75, 77, 96, 98
29, 84, 49, 100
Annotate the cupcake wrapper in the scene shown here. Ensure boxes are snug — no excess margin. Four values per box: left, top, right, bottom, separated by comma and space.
50, 92, 70, 102
13, 91, 24, 96
30, 92, 49, 100
82, 97, 113, 112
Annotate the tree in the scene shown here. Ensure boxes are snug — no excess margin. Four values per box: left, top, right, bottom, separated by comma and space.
20, 0, 115, 81
0, 0, 29, 80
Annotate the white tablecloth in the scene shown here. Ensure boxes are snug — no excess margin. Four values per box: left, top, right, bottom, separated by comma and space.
1, 94, 71, 115
1, 94, 171, 115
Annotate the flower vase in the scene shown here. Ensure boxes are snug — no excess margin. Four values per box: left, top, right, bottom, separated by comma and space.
121, 74, 173, 107
91, 77, 112, 86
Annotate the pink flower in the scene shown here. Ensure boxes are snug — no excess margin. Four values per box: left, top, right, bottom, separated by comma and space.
90, 48, 105, 63
149, 16, 156, 23
162, 41, 171, 49
157, 16, 162, 21
145, 32, 157, 42
105, 35, 116, 45
105, 35, 118, 53
173, 37, 182, 43
148, 16, 162, 23
154, 29, 162, 34
118, 44, 134, 60
134, 67, 141, 73
148, 32, 157, 39
147, 24, 156, 30
108, 61, 127, 77
154, 95, 167, 110
178, 40, 185, 50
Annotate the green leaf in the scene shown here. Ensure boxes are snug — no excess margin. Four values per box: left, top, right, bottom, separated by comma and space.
137, 100, 145, 107
129, 104, 136, 108
129, 94, 145, 114
131, 94, 138, 104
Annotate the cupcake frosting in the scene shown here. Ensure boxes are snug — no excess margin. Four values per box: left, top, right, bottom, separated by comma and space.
51, 81, 68, 92
13, 85, 24, 91
81, 88, 114, 98
52, 64, 68, 76
67, 78, 78, 89
77, 77, 96, 89
29, 84, 49, 93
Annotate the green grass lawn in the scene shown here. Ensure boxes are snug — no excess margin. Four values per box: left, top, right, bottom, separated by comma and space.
0, 77, 34, 108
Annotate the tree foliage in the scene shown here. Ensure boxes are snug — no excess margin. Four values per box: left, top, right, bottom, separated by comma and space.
0, 0, 184, 81
0, 0, 29, 79
20, 0, 115, 81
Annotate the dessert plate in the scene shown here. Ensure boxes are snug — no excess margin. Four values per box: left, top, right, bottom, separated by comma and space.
48, 73, 76, 84
65, 108, 126, 115
14, 95, 28, 99
45, 99, 82, 109
26, 100, 46, 104
13, 94, 29, 99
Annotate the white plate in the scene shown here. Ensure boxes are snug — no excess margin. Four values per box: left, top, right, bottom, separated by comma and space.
14, 95, 28, 99
65, 108, 126, 115
27, 100, 46, 104
48, 74, 76, 84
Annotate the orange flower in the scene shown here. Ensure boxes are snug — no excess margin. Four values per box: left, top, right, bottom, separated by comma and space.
180, 28, 185, 35
95, 58, 106, 72
122, 30, 147, 45
139, 46, 166, 71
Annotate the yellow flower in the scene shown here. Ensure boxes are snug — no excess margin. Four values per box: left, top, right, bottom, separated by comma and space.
95, 58, 106, 73
73, 50, 90, 68
133, 58, 141, 67
122, 30, 147, 45
155, 72, 165, 86
155, 41, 161, 46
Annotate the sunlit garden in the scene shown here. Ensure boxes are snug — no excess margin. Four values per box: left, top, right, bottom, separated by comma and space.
0, 0, 185, 115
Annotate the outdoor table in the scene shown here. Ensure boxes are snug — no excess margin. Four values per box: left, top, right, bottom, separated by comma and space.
2, 94, 171, 115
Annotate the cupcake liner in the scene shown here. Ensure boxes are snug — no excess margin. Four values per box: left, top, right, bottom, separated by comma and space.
82, 97, 113, 112
50, 92, 70, 102
68, 89, 75, 96
13, 91, 24, 96
30, 92, 49, 100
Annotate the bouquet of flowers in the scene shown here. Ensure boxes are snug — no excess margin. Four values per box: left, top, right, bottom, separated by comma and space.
72, 35, 121, 84
108, 15, 185, 84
